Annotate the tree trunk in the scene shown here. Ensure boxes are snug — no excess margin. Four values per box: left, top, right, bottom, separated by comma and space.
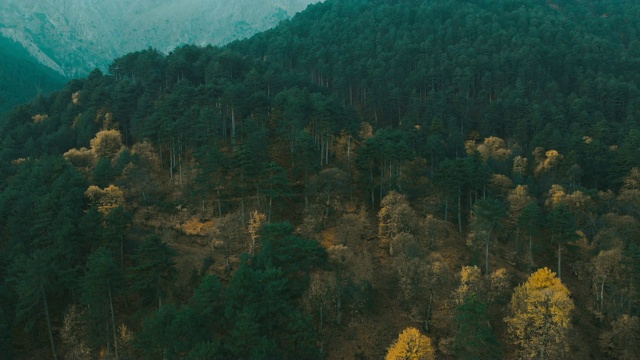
178, 153, 183, 185
347, 135, 352, 199
268, 195, 273, 224
326, 135, 330, 165
600, 279, 605, 317
485, 227, 493, 275
444, 198, 448, 221
424, 293, 433, 332
529, 235, 533, 274
558, 241, 562, 279
42, 283, 58, 360
240, 169, 245, 221
320, 133, 324, 166
379, 164, 384, 203
457, 187, 462, 233
515, 227, 520, 255
370, 168, 375, 207
324, 192, 331, 227
120, 238, 124, 273
108, 284, 119, 360
231, 105, 236, 146
336, 288, 342, 326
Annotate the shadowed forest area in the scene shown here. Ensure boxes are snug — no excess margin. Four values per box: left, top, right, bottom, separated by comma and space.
2, 0, 640, 358
0, 35, 66, 115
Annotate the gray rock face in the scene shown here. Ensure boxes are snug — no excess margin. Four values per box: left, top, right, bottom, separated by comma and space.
0, 0, 318, 77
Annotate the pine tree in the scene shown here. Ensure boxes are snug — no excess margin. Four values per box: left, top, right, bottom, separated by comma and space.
471, 198, 507, 275
81, 247, 124, 358
128, 234, 176, 308
454, 294, 501, 359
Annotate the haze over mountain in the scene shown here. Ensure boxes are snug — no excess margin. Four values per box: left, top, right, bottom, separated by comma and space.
0, 0, 319, 77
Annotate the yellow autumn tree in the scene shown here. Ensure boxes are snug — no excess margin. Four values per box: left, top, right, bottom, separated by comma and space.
248, 210, 267, 255
505, 267, 574, 359
475, 136, 512, 161
454, 265, 482, 305
386, 327, 436, 360
454, 265, 509, 305
544, 184, 566, 208
90, 129, 124, 159
63, 147, 95, 175
378, 191, 419, 256
618, 168, 640, 217
489, 174, 513, 195
85, 185, 125, 215
512, 155, 528, 177
534, 149, 564, 177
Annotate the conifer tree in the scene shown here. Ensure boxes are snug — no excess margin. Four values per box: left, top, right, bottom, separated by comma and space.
128, 234, 176, 308
454, 294, 501, 359
81, 247, 124, 358
471, 197, 507, 275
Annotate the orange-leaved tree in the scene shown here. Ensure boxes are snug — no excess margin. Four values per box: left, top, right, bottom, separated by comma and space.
386, 327, 435, 360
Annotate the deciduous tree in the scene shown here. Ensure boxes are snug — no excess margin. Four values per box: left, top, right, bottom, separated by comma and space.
599, 314, 640, 360
505, 267, 574, 359
385, 327, 435, 360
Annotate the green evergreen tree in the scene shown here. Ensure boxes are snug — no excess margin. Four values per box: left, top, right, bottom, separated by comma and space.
129, 234, 177, 308
454, 294, 502, 359
81, 247, 124, 356
472, 197, 507, 275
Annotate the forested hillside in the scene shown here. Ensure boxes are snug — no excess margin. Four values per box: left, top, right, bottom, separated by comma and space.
2, 0, 640, 359
0, 36, 67, 114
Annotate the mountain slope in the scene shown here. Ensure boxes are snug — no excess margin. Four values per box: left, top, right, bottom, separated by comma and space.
0, 35, 66, 114
3, 0, 640, 359
0, 0, 320, 77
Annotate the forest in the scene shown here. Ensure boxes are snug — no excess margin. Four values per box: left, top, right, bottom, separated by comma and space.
2, 0, 640, 358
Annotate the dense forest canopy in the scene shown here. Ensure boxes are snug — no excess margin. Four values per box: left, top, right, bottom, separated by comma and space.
2, 0, 640, 358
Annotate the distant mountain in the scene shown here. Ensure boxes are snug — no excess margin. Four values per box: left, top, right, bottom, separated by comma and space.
0, 0, 319, 77
0, 35, 66, 114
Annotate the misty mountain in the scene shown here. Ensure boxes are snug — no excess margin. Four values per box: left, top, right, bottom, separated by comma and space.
0, 0, 319, 77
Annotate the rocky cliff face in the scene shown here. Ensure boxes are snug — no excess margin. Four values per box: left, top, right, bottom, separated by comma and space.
0, 0, 318, 77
